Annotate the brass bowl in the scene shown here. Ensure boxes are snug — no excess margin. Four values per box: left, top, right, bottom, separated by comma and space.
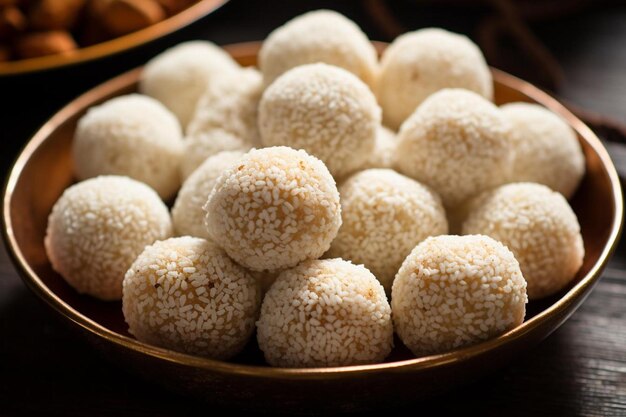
3, 42, 623, 412
0, 0, 228, 77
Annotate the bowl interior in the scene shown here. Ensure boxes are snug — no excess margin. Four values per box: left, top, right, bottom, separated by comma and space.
4, 42, 622, 369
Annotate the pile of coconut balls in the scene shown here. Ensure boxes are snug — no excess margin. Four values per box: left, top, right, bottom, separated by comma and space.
44, 10, 586, 368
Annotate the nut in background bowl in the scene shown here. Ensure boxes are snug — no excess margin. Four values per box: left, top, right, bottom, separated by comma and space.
0, 0, 228, 76
2, 41, 623, 412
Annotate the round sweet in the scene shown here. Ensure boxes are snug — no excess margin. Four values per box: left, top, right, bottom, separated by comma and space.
45, 176, 173, 301
122, 237, 261, 359
361, 126, 397, 171
259, 9, 378, 87
377, 28, 493, 130
501, 102, 585, 198
395, 88, 512, 208
391, 235, 527, 356
73, 94, 183, 200
259, 63, 380, 178
172, 151, 245, 239
462, 183, 585, 299
256, 258, 393, 367
327, 169, 448, 292
187, 67, 263, 146
181, 129, 251, 180
204, 147, 342, 272
139, 41, 239, 127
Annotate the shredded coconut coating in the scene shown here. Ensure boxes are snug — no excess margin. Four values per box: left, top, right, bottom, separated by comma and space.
139, 41, 240, 128
257, 258, 393, 367
259, 10, 378, 88
181, 129, 252, 180
327, 169, 448, 292
187, 67, 263, 145
392, 235, 527, 356
172, 151, 245, 239
462, 183, 585, 299
73, 94, 183, 200
45, 176, 173, 301
259, 63, 380, 178
395, 88, 513, 208
204, 147, 342, 272
377, 28, 493, 130
501, 103, 585, 198
122, 237, 261, 359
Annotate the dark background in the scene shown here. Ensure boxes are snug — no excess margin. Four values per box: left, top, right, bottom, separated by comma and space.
1, 1, 625, 415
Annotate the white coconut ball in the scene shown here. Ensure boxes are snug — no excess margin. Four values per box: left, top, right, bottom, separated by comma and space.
73, 94, 183, 200
259, 63, 380, 178
257, 258, 393, 367
395, 88, 512, 208
123, 237, 261, 359
204, 147, 342, 272
139, 41, 240, 127
462, 182, 585, 299
392, 235, 527, 356
501, 102, 585, 198
45, 176, 173, 301
327, 169, 448, 291
378, 28, 493, 130
259, 9, 378, 87
172, 151, 244, 239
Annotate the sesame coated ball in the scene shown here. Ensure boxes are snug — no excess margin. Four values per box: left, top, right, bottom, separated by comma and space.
172, 151, 245, 239
45, 176, 173, 301
204, 146, 342, 272
187, 67, 263, 146
501, 103, 585, 198
395, 88, 512, 208
327, 169, 448, 292
257, 258, 393, 367
139, 41, 240, 127
259, 63, 380, 178
377, 28, 493, 130
122, 237, 261, 359
73, 94, 183, 200
259, 10, 378, 87
462, 183, 585, 299
361, 126, 398, 171
180, 129, 252, 180
392, 235, 527, 356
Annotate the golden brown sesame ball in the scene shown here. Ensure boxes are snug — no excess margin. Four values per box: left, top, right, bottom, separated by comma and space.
122, 237, 261, 359
204, 147, 342, 272
392, 235, 527, 356
462, 183, 585, 299
257, 258, 393, 367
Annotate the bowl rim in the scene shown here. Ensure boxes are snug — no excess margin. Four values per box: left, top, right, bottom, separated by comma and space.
2, 41, 623, 379
0, 0, 228, 77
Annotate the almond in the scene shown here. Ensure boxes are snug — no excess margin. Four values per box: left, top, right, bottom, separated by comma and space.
101, 0, 165, 36
15, 30, 77, 58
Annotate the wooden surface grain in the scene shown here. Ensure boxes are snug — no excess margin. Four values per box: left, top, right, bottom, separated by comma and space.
1, 1, 625, 416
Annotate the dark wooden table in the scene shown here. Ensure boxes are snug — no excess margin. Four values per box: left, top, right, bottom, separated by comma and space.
1, 1, 625, 415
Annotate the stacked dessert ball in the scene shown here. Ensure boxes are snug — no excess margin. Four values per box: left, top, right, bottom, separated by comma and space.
45, 10, 587, 368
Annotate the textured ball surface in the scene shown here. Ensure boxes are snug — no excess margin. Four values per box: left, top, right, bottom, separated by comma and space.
361, 127, 398, 171
392, 235, 527, 356
139, 41, 239, 127
259, 10, 378, 87
257, 258, 393, 367
462, 183, 585, 299
45, 176, 173, 301
259, 63, 380, 178
378, 28, 492, 130
204, 147, 342, 272
395, 89, 512, 208
501, 103, 585, 198
73, 94, 183, 200
180, 129, 251, 180
172, 151, 245, 239
327, 169, 448, 291
122, 237, 261, 359
187, 67, 263, 146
